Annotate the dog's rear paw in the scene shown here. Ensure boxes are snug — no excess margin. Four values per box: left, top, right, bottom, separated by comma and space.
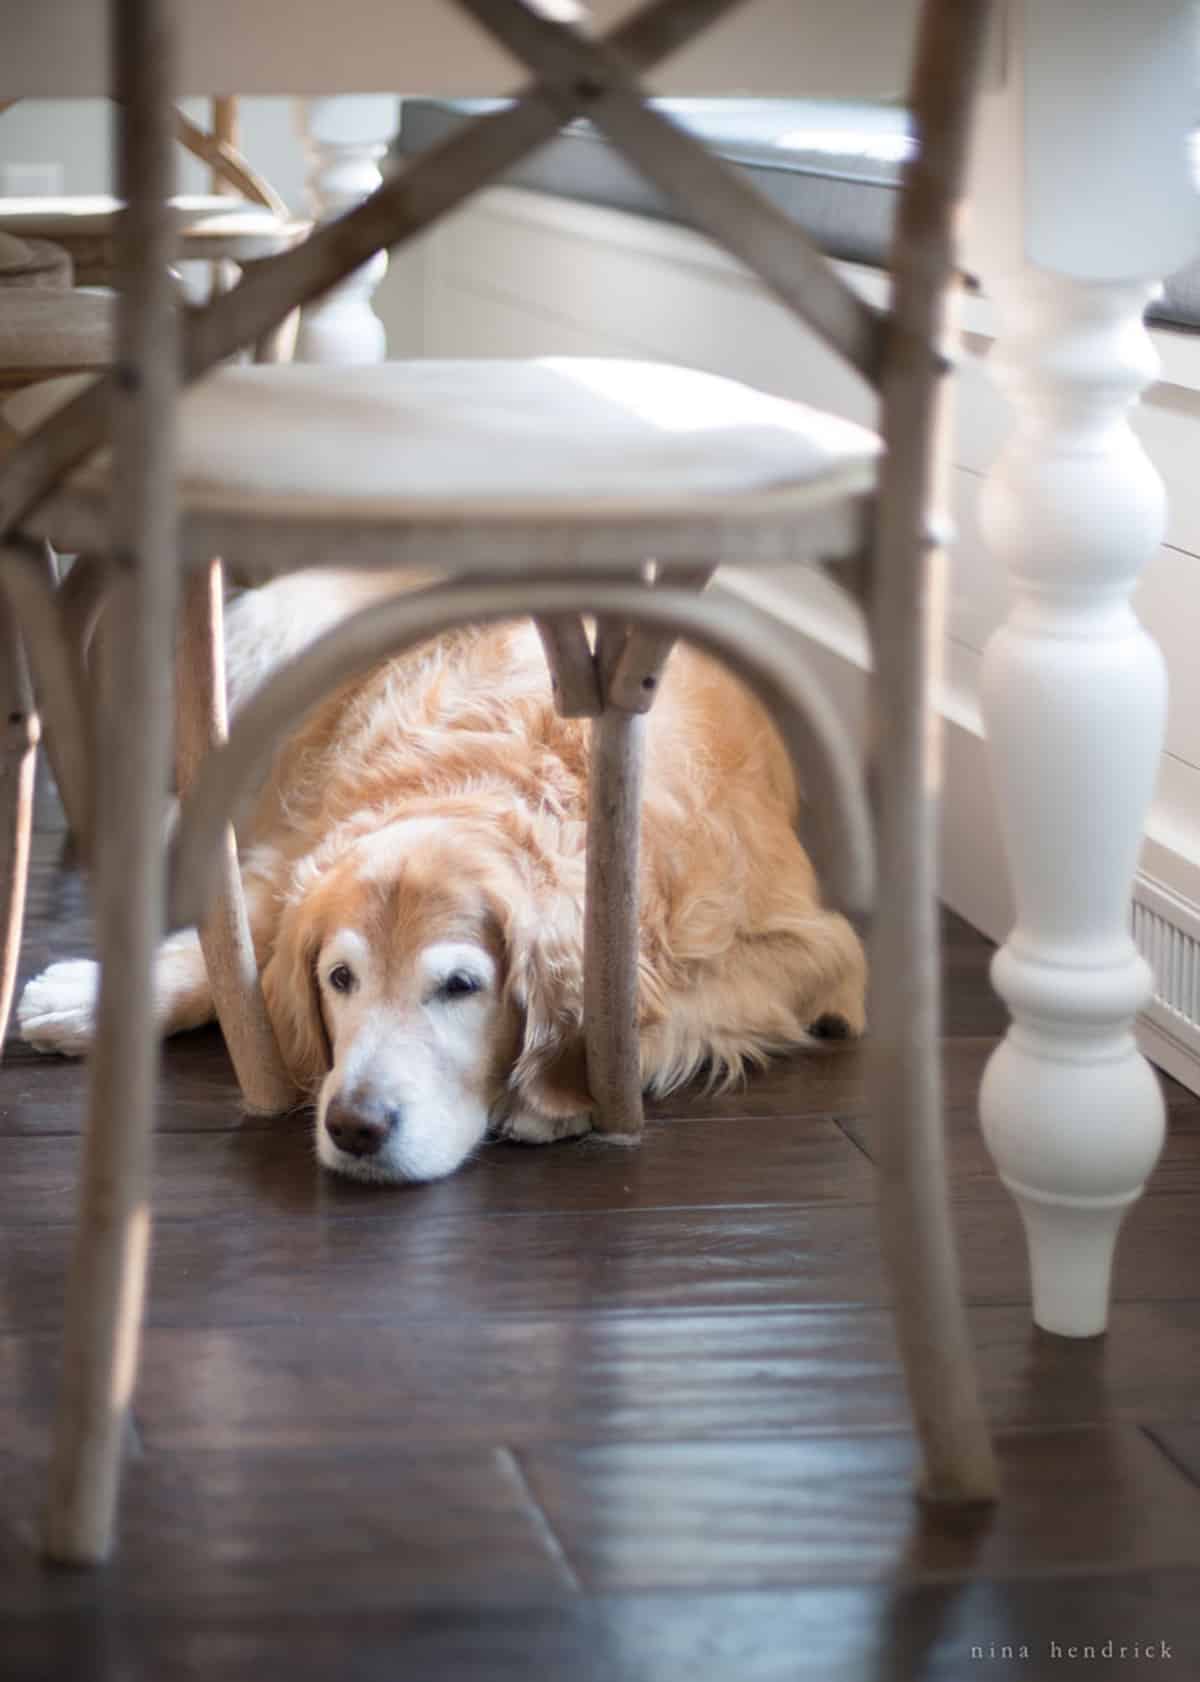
489, 1108, 593, 1146
18, 960, 100, 1057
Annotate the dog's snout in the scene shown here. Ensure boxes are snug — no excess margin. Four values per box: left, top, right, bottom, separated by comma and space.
325, 1099, 400, 1159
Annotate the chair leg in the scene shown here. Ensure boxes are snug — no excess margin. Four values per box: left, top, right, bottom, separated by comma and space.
534, 615, 602, 717
0, 592, 37, 1051
43, 560, 174, 1563
869, 393, 997, 1503
251, 311, 300, 365
175, 560, 295, 1115
58, 552, 110, 672
50, 550, 109, 853
584, 665, 645, 1139
581, 584, 709, 1133
241, 256, 300, 365
867, 382, 998, 1497
0, 543, 95, 859
43, 0, 178, 1563
868, 807, 998, 1504
36, 549, 79, 828
868, 460, 998, 1504
860, 0, 997, 1508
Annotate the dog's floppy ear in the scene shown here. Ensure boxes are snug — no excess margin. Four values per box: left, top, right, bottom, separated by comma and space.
502, 883, 593, 1123
261, 894, 333, 1094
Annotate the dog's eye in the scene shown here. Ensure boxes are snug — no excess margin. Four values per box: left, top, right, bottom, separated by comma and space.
440, 971, 482, 1000
328, 963, 356, 995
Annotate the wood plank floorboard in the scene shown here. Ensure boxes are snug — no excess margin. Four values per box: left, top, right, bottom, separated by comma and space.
2, 1426, 1197, 1610
515, 1424, 1200, 1589
6, 1575, 1199, 1682
841, 1104, 1200, 1199
3, 792, 1200, 1676
0, 1444, 575, 1619
7, 1302, 1200, 1457
10, 1184, 1200, 1333
0, 1111, 881, 1223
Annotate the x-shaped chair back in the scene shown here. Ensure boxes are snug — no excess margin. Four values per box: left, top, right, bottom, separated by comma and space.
1, 0, 984, 536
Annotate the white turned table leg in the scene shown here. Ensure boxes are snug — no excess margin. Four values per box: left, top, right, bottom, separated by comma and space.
294, 95, 398, 364
978, 267, 1168, 1337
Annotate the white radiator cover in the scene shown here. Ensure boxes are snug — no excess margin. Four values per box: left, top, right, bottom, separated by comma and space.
1133, 876, 1200, 1094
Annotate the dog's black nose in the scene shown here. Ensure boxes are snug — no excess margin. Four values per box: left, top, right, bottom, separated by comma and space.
325, 1101, 398, 1159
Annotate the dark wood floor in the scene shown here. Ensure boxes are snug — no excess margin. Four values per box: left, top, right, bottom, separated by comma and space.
4, 779, 1200, 1680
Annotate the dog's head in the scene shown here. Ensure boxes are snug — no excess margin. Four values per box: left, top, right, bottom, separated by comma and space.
262, 808, 591, 1182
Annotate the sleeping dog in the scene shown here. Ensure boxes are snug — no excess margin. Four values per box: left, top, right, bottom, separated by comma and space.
19, 572, 866, 1182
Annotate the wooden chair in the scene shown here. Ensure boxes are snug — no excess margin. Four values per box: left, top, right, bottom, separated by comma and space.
0, 219, 297, 1051
0, 284, 112, 1046
0, 0, 997, 1564
0, 241, 97, 1042
0, 99, 309, 351
0, 95, 303, 916
0, 97, 303, 1028
0, 194, 307, 283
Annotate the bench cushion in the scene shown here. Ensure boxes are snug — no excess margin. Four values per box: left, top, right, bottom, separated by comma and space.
395, 99, 1200, 335
397, 98, 909, 271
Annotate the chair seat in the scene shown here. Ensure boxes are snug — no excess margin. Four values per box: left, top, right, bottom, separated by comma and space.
0, 193, 300, 236
0, 293, 113, 392
5, 360, 879, 539
0, 196, 309, 283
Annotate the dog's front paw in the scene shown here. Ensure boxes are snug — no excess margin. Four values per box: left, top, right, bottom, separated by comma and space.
18, 960, 100, 1057
489, 1108, 594, 1146
808, 1012, 856, 1041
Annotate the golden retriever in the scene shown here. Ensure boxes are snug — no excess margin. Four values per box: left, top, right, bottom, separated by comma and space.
19, 572, 866, 1182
